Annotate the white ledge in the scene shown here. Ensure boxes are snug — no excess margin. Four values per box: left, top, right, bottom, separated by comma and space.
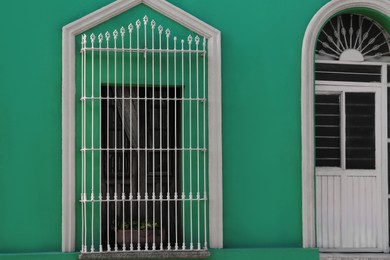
321, 253, 390, 260
79, 250, 211, 259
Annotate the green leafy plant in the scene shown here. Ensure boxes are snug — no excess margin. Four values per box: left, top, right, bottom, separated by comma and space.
117, 221, 159, 230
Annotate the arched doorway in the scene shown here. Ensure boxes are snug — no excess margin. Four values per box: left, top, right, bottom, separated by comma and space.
315, 13, 389, 251
301, 0, 390, 253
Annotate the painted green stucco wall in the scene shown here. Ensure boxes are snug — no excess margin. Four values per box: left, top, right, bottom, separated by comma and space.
0, 0, 331, 258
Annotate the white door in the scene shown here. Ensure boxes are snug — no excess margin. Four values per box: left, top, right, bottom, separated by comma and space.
315, 83, 386, 252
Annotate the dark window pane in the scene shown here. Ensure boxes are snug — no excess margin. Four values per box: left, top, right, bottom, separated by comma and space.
388, 65, 390, 83
388, 89, 390, 137
100, 86, 182, 249
316, 63, 381, 83
315, 94, 341, 167
345, 92, 375, 169
388, 143, 390, 191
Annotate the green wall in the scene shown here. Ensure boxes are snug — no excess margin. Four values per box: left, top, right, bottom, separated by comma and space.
162, 0, 329, 248
0, 0, 328, 258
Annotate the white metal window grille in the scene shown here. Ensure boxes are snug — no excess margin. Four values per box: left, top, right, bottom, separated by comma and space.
316, 14, 390, 62
79, 16, 209, 256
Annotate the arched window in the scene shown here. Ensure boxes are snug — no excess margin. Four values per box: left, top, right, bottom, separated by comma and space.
302, 0, 390, 255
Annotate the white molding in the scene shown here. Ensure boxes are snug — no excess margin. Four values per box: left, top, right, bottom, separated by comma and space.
380, 65, 389, 253
302, 0, 390, 249
207, 33, 223, 249
62, 0, 222, 252
62, 24, 76, 253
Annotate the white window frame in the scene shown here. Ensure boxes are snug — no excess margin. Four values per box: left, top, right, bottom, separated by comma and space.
301, 0, 390, 250
62, 0, 222, 252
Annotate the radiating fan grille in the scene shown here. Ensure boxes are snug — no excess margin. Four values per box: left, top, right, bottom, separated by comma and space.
316, 14, 390, 62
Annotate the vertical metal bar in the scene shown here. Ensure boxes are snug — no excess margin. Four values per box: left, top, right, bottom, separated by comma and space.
98, 33, 103, 253
113, 29, 119, 252
105, 32, 111, 251
202, 37, 207, 249
173, 36, 179, 251
84, 34, 88, 253
341, 92, 346, 170
80, 34, 84, 253
83, 34, 88, 253
128, 23, 134, 251
90, 33, 96, 253
349, 15, 353, 48
339, 17, 348, 51
195, 35, 200, 250
81, 34, 86, 253
105, 31, 111, 252
188, 35, 193, 250
358, 16, 363, 49
136, 19, 141, 251
158, 24, 164, 251
336, 18, 345, 51
181, 39, 186, 250
353, 16, 362, 49
143, 16, 149, 251
84, 34, 87, 253
166, 28, 171, 250
151, 20, 156, 251
120, 27, 126, 251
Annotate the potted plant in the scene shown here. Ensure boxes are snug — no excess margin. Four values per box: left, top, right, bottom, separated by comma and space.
117, 221, 165, 245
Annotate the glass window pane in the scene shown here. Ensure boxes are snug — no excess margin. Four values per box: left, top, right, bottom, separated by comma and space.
315, 94, 341, 167
345, 92, 375, 169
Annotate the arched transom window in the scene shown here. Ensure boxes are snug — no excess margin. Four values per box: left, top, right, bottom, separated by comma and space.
316, 14, 390, 62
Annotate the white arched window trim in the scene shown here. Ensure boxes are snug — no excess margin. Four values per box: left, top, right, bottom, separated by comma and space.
62, 0, 222, 252
301, 0, 390, 248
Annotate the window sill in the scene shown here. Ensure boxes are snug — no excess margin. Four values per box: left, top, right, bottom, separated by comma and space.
79, 250, 210, 259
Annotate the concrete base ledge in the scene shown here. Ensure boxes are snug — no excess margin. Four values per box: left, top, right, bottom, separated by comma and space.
321, 253, 390, 260
79, 250, 210, 259
0, 249, 318, 260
